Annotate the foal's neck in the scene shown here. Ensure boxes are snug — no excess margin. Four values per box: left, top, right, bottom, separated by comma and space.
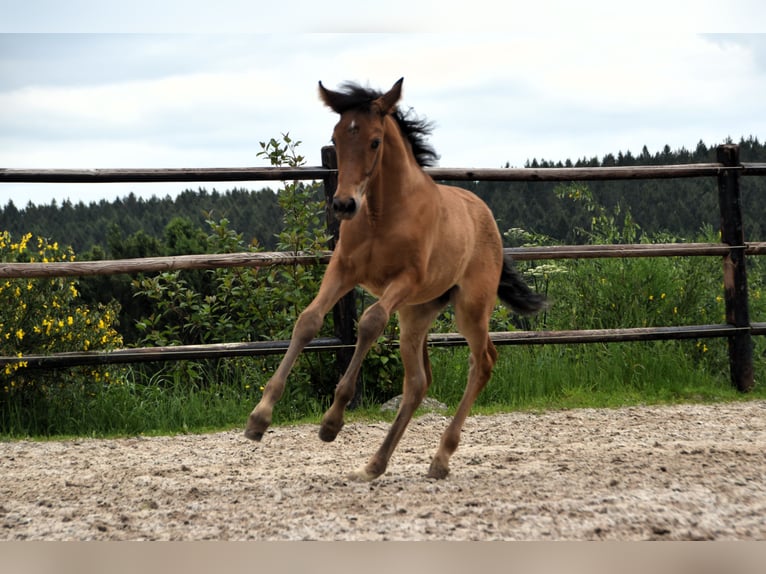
366, 120, 432, 223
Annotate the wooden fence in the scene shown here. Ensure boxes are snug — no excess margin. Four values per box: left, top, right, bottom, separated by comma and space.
2, 143, 766, 392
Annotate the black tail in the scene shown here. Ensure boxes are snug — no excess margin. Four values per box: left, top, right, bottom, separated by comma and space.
497, 255, 548, 315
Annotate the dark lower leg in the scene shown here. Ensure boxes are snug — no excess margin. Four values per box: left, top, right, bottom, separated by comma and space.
245, 309, 324, 441
428, 341, 495, 478
350, 338, 429, 481
355, 384, 426, 479
319, 303, 390, 442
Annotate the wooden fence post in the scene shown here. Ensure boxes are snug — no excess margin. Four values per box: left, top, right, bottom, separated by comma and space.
717, 143, 754, 392
321, 145, 359, 397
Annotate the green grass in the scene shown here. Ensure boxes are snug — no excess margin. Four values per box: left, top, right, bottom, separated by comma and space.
0, 378, 247, 440
428, 339, 766, 413
2, 339, 765, 440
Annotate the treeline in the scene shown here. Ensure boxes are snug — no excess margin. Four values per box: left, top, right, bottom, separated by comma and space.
3, 137, 766, 257
464, 136, 766, 244
0, 187, 284, 254
3, 136, 766, 255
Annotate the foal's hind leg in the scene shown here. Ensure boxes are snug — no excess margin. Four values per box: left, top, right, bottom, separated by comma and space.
428, 294, 497, 479
348, 299, 446, 481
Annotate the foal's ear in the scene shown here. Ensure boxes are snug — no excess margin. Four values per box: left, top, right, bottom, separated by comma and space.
375, 77, 404, 115
318, 81, 343, 113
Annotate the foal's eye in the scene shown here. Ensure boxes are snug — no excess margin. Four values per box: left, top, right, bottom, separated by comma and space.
371, 138, 381, 150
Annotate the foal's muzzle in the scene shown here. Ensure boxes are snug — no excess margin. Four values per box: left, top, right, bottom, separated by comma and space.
332, 196, 357, 220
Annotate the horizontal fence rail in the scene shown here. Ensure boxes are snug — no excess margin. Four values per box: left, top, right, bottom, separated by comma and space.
3, 162, 766, 184
0, 251, 332, 278
3, 244, 766, 279
1, 144, 762, 392
9, 324, 766, 370
13, 338, 348, 369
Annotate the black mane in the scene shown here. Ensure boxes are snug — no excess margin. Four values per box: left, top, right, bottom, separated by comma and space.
330, 82, 440, 168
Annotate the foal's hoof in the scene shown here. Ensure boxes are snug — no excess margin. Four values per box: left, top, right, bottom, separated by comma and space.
347, 467, 379, 482
244, 412, 270, 442
244, 428, 263, 442
318, 414, 344, 442
318, 420, 343, 442
427, 460, 450, 480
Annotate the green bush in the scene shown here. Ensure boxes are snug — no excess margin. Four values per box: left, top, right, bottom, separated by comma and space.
131, 134, 337, 409
0, 231, 126, 433
538, 184, 737, 375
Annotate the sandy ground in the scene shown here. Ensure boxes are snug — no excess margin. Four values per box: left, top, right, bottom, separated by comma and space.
1, 400, 765, 541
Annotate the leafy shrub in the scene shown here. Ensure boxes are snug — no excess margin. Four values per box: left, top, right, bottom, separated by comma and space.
0, 231, 125, 433
527, 183, 741, 375
132, 134, 338, 409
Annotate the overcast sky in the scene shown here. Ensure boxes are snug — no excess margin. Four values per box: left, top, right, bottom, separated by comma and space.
1, 1, 766, 207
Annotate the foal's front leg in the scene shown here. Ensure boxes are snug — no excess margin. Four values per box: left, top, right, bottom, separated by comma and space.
244, 304, 324, 441
245, 263, 352, 441
318, 278, 416, 445
317, 301, 389, 443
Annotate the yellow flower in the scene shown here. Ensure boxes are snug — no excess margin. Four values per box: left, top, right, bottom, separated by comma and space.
15, 328, 24, 341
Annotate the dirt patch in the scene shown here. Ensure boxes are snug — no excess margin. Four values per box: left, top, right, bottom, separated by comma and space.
2, 401, 765, 540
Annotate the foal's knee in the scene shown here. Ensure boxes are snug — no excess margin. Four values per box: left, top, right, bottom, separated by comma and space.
478, 351, 495, 380
358, 304, 389, 343
293, 308, 324, 344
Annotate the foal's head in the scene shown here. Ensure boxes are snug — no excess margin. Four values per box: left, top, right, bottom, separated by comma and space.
318, 78, 438, 220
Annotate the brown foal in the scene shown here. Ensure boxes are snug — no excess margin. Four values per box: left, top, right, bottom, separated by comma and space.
245, 78, 546, 480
